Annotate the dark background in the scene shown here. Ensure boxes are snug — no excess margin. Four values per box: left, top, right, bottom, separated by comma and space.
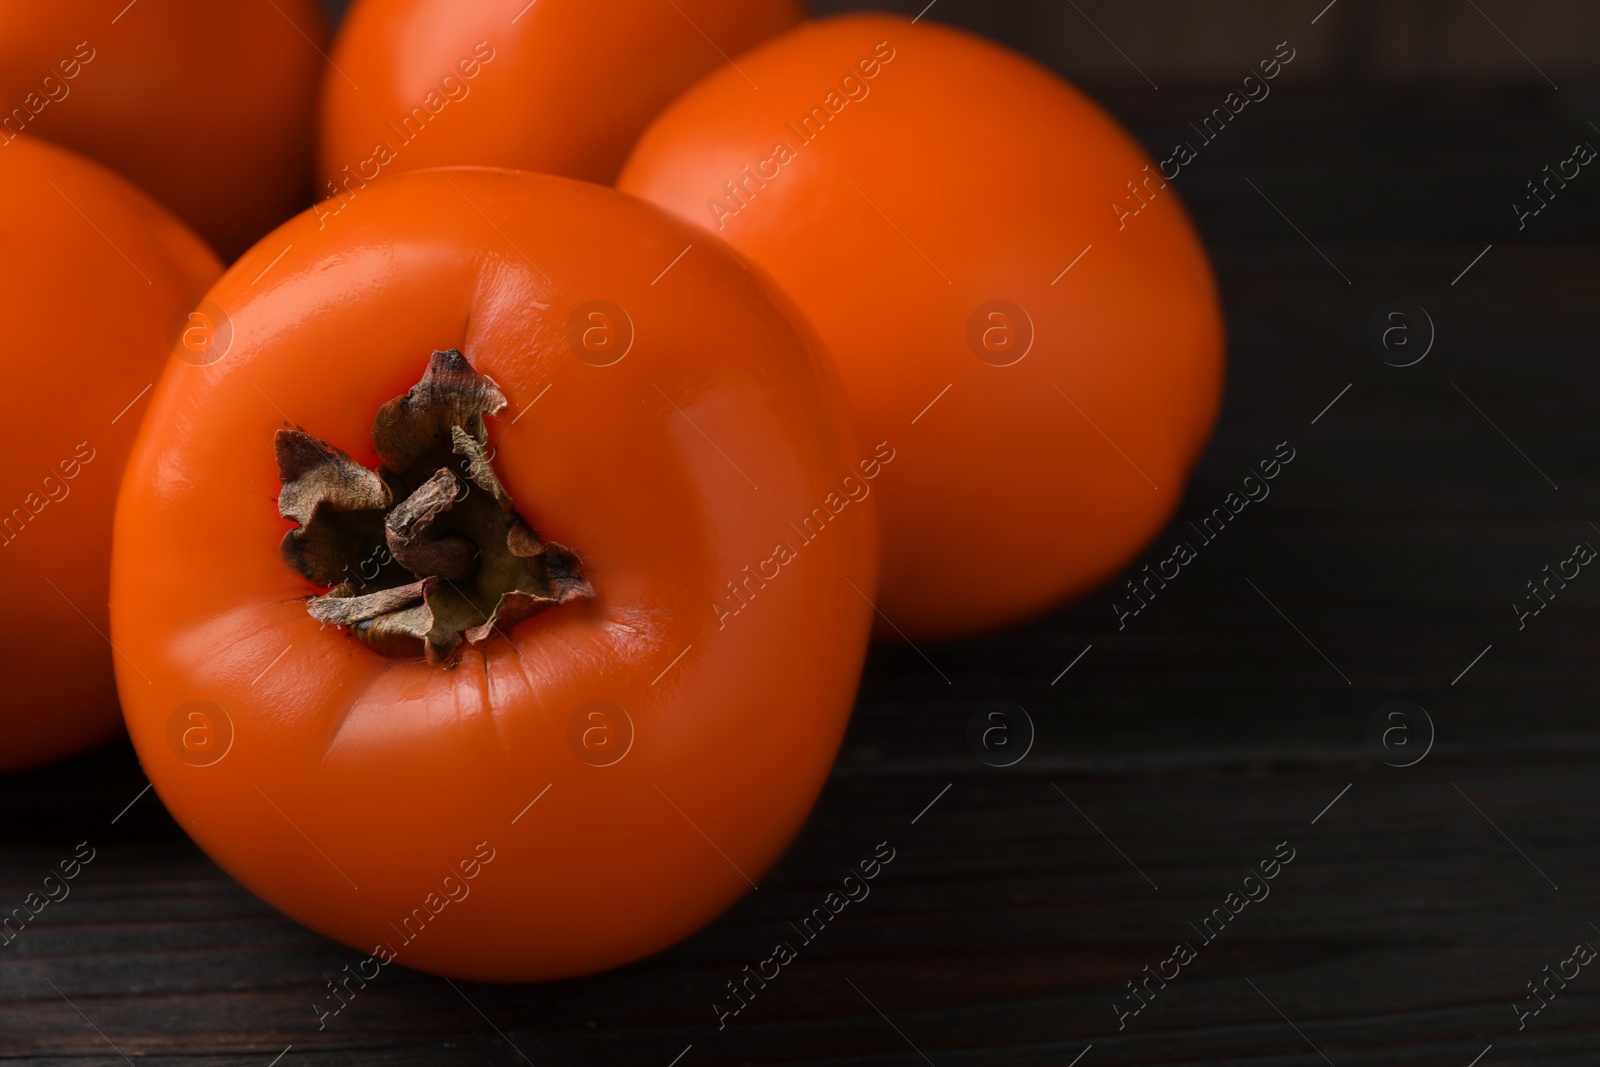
6, 1, 1600, 1063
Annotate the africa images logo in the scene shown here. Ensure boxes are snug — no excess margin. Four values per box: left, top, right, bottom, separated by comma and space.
704, 40, 898, 230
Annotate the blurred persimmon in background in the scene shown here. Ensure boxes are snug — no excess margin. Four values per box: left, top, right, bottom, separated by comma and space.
318, 0, 803, 192
0, 136, 220, 771
0, 0, 327, 259
621, 15, 1226, 638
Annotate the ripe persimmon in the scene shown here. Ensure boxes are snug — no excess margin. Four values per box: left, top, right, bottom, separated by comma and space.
0, 0, 327, 258
0, 136, 220, 772
317, 0, 803, 194
620, 15, 1226, 638
110, 167, 876, 980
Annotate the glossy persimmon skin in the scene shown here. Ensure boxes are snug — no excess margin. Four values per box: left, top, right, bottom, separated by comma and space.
0, 0, 326, 258
619, 15, 1226, 638
110, 168, 876, 981
0, 137, 220, 772
318, 0, 804, 191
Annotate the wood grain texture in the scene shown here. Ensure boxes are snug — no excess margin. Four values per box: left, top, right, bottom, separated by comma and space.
3, 71, 1598, 1067
320, 0, 1600, 83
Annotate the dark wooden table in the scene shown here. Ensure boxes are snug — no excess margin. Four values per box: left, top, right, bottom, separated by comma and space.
4, 53, 1600, 1067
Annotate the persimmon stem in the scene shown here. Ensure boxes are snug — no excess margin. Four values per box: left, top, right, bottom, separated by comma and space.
274, 349, 591, 665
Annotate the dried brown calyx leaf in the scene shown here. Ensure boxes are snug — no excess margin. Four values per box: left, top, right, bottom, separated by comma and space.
276, 348, 592, 665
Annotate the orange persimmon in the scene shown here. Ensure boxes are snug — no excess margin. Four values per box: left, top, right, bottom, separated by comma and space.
110, 167, 876, 980
620, 15, 1226, 638
317, 0, 804, 194
0, 136, 220, 772
0, 0, 327, 258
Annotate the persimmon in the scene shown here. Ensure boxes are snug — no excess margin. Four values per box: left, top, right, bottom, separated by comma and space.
0, 0, 327, 258
0, 136, 220, 772
110, 167, 876, 981
619, 15, 1226, 638
317, 0, 803, 194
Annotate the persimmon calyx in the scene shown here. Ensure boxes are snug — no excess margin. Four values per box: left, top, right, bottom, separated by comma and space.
274, 348, 591, 665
